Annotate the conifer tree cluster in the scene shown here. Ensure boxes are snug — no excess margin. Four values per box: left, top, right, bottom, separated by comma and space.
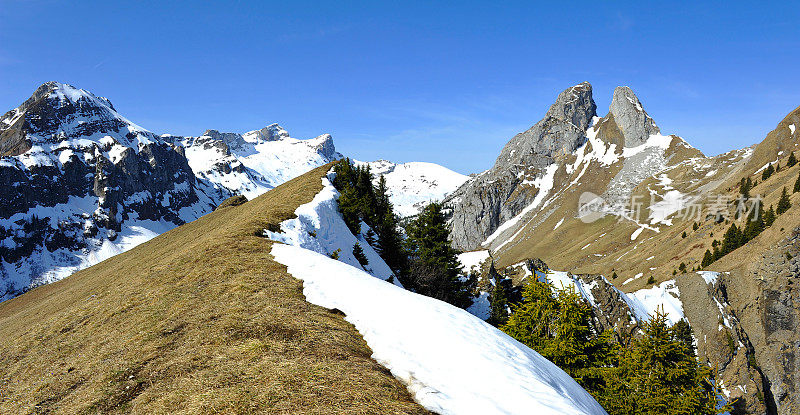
762, 163, 776, 181
332, 159, 407, 275
502, 278, 728, 415
405, 202, 476, 308
485, 262, 522, 326
331, 159, 476, 309
703, 175, 795, 268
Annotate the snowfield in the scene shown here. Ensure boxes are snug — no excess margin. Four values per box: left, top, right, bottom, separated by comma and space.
360, 160, 470, 217
269, 178, 607, 415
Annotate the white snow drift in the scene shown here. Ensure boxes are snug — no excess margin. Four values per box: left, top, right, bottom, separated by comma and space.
269, 178, 607, 415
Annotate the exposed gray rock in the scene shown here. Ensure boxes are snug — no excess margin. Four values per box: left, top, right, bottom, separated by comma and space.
0, 82, 230, 301
609, 86, 660, 148
445, 82, 597, 250
244, 123, 290, 142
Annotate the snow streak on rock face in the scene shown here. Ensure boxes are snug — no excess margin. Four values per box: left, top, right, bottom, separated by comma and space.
0, 82, 341, 301
360, 160, 469, 217
269, 181, 607, 415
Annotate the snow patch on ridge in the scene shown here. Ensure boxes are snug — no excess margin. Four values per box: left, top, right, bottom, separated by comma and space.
265, 176, 397, 282
360, 160, 469, 217
271, 243, 608, 415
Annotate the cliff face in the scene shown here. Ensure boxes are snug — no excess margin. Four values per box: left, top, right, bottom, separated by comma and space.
445, 82, 598, 250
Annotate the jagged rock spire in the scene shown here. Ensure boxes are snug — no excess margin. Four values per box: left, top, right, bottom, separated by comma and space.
545, 81, 597, 132
609, 86, 660, 148
492, 82, 597, 170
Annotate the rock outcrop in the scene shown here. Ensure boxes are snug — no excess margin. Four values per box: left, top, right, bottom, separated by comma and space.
445, 82, 598, 250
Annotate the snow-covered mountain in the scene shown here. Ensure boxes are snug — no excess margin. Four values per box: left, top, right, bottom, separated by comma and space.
179, 125, 341, 199
359, 160, 469, 217
0, 82, 341, 301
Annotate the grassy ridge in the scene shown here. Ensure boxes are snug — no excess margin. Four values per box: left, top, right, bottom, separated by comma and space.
0, 164, 429, 414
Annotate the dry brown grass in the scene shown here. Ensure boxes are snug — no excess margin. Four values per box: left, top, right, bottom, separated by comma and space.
0, 164, 430, 414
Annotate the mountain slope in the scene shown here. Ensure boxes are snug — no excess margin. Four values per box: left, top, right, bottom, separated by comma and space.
448, 82, 800, 414
0, 164, 606, 415
0, 82, 341, 301
0, 164, 430, 414
360, 160, 470, 217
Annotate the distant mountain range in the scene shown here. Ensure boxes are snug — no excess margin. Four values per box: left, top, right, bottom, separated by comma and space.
0, 82, 464, 301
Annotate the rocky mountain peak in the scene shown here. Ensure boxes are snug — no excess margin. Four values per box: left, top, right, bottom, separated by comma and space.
0, 81, 157, 155
245, 123, 290, 142
544, 81, 597, 131
608, 86, 660, 148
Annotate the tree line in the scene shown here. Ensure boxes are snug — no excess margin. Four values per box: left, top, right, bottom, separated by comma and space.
331, 159, 475, 308
501, 277, 730, 415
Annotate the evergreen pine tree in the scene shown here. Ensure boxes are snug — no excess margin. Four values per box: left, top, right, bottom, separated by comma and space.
788, 152, 798, 168
352, 243, 369, 267
599, 312, 721, 415
777, 186, 792, 215
502, 279, 612, 395
743, 198, 764, 241
721, 223, 742, 255
762, 163, 775, 181
701, 249, 714, 268
794, 169, 800, 193
406, 202, 475, 308
487, 263, 510, 326
765, 205, 776, 227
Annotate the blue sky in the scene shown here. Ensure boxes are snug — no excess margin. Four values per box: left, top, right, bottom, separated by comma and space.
1, 1, 798, 174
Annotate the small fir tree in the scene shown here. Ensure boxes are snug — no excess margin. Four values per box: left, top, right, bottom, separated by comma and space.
788, 152, 798, 168
352, 243, 369, 267
701, 249, 714, 268
794, 169, 800, 193
765, 205, 776, 227
777, 186, 792, 215
405, 202, 475, 308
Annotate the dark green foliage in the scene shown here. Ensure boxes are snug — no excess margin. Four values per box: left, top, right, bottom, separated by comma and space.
405, 202, 475, 308
743, 198, 765, 241
332, 159, 408, 277
611, 271, 618, 280
705, 196, 770, 266
678, 262, 687, 273
486, 262, 515, 326
503, 281, 725, 415
739, 177, 753, 200
329, 248, 341, 260
721, 223, 742, 256
788, 152, 798, 168
599, 313, 725, 415
794, 170, 800, 193
672, 320, 695, 355
762, 163, 775, 181
352, 243, 369, 267
702, 249, 714, 268
502, 279, 612, 394
777, 186, 792, 215
693, 222, 699, 231
646, 276, 656, 285
681, 231, 687, 238
765, 205, 776, 227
